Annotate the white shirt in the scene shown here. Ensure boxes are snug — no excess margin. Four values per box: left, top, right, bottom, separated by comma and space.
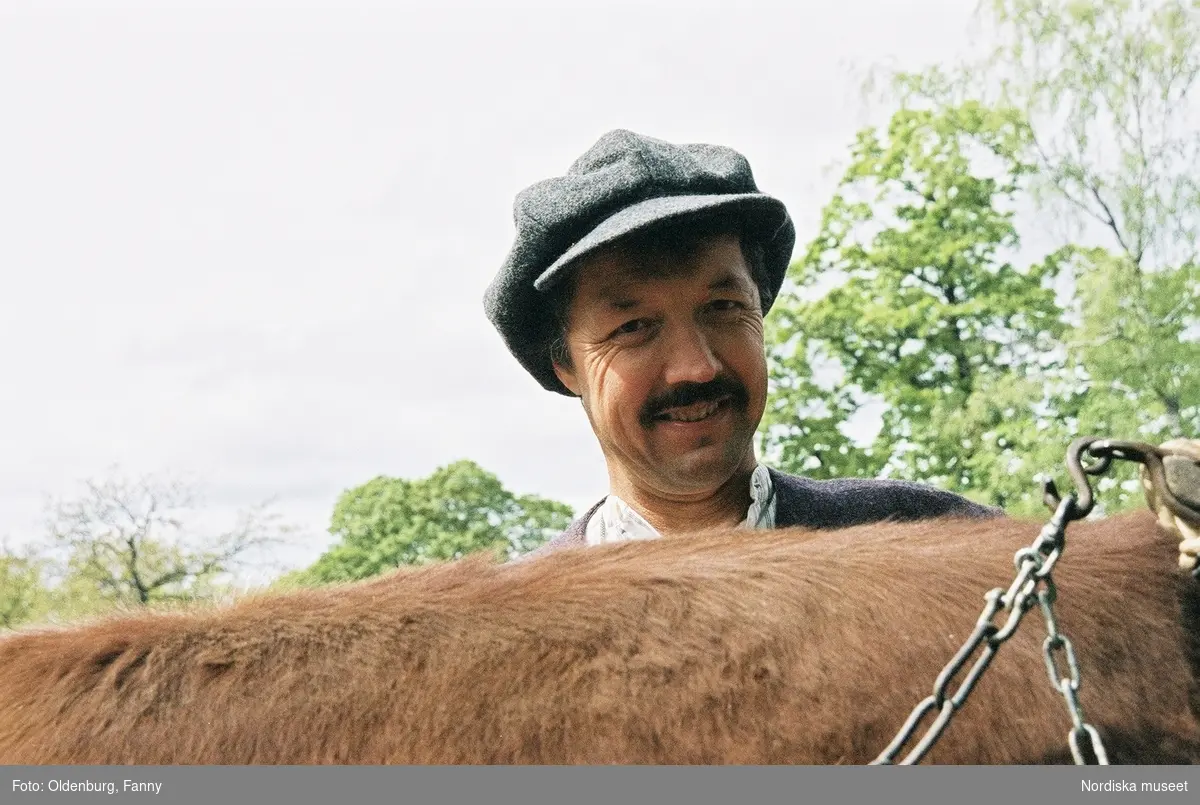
585, 463, 777, 546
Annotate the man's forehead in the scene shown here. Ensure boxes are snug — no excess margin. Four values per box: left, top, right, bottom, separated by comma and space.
594, 270, 753, 305
580, 240, 756, 300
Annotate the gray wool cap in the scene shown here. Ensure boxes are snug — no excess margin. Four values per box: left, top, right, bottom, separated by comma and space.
483, 129, 795, 396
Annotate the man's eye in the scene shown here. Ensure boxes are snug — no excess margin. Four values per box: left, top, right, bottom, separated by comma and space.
613, 319, 649, 336
710, 299, 744, 312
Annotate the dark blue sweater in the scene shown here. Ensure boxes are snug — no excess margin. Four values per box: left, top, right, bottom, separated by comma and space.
523, 467, 1002, 559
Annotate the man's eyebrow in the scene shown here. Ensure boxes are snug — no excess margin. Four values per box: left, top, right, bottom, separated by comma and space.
709, 272, 753, 293
593, 271, 753, 308
597, 286, 641, 310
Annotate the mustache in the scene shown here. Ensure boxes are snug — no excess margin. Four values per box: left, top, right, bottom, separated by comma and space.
640, 375, 749, 427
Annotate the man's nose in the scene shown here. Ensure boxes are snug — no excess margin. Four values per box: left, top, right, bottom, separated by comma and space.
661, 323, 721, 387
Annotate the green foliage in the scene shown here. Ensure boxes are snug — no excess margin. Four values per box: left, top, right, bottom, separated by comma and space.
1070, 248, 1200, 434
0, 538, 237, 631
765, 0, 1200, 514
886, 0, 1200, 271
762, 103, 1070, 513
909, 0, 1200, 508
0, 546, 52, 629
292, 460, 573, 585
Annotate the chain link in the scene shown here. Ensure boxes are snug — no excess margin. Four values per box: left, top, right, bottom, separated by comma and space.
871, 495, 1109, 765
1037, 582, 1109, 764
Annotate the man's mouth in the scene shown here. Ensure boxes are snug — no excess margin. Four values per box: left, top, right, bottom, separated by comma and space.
652, 396, 730, 424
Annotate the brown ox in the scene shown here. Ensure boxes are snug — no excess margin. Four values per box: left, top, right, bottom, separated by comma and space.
0, 510, 1197, 765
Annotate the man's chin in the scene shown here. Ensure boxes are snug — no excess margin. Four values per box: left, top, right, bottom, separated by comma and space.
652, 452, 752, 495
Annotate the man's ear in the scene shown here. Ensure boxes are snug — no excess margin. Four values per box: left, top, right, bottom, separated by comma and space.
553, 360, 582, 397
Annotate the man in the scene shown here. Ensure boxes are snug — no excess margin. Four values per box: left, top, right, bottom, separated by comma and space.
484, 130, 999, 558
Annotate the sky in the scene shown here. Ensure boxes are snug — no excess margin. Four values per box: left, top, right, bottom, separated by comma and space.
0, 0, 991, 579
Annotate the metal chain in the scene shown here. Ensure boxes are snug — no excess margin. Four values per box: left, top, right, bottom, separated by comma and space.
871, 435, 1199, 765
870, 494, 1108, 765
1036, 577, 1109, 764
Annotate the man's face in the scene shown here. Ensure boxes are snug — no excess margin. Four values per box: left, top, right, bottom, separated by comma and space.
552, 234, 768, 497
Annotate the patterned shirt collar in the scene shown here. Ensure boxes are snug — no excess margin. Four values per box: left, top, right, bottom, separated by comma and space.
585, 464, 776, 546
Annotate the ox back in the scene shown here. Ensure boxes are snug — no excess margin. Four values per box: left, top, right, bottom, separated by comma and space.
0, 510, 1197, 764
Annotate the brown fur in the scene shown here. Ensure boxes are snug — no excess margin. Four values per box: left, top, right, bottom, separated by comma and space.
0, 510, 1197, 764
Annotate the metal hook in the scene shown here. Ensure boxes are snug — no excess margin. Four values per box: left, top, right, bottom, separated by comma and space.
1042, 437, 1107, 520
1044, 437, 1200, 579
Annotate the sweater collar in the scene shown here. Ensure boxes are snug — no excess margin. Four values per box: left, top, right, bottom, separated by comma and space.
584, 464, 777, 546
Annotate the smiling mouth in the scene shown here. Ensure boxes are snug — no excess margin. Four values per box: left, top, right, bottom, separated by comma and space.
652, 396, 730, 424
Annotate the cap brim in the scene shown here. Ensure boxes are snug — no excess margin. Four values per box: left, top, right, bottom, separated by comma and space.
532, 193, 789, 291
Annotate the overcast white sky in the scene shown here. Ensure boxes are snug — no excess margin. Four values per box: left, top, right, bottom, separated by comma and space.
0, 0, 990, 576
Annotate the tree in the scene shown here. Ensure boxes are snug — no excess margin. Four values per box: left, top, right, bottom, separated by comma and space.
290, 460, 573, 586
0, 544, 51, 629
981, 0, 1200, 270
46, 469, 292, 608
882, 0, 1200, 510
760, 103, 1071, 513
